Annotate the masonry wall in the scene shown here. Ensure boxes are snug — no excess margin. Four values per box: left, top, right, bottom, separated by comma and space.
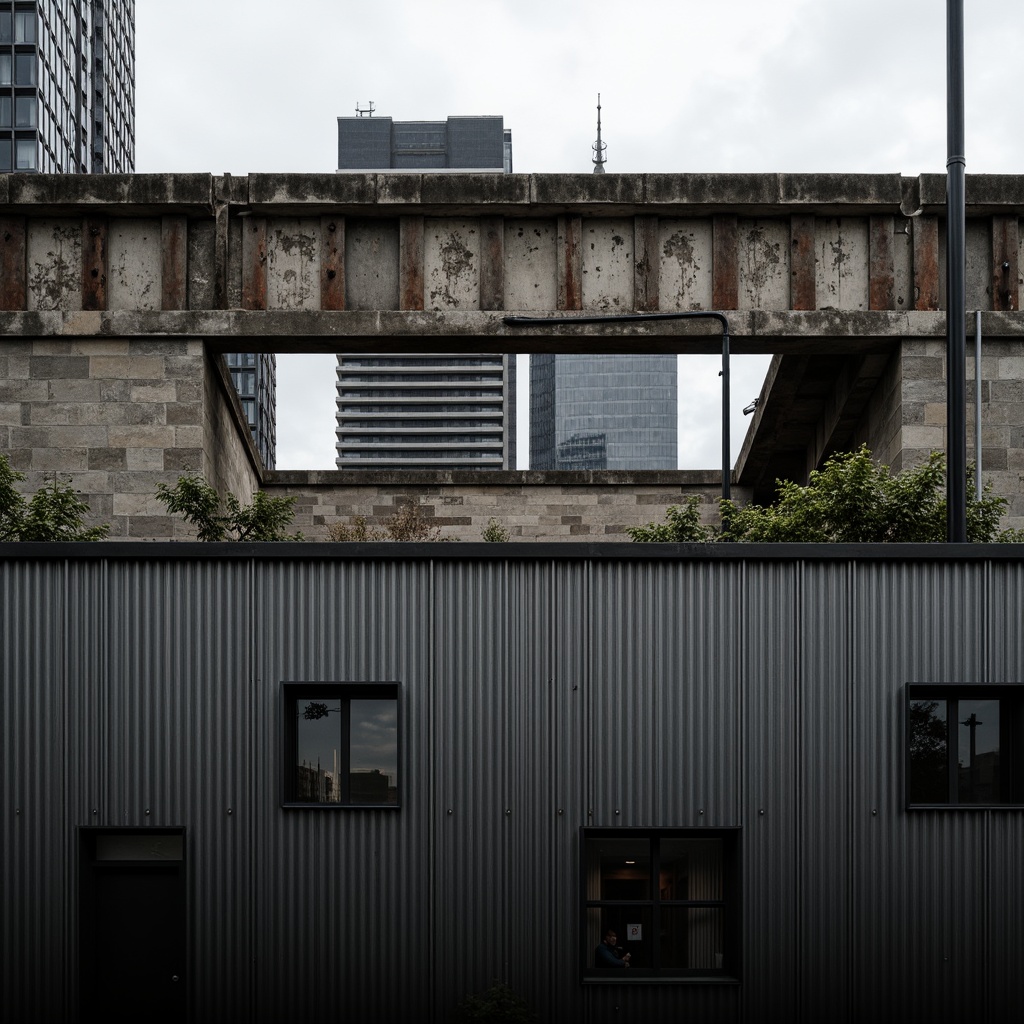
264, 471, 746, 542
0, 337, 221, 538
855, 339, 1024, 527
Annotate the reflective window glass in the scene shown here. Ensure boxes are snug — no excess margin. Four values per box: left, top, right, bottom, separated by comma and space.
14, 53, 35, 86
0, 53, 12, 86
908, 686, 1024, 806
349, 699, 399, 805
14, 10, 35, 43
958, 698, 1000, 803
285, 684, 400, 807
909, 698, 948, 803
15, 137, 34, 169
14, 94, 34, 127
0, 138, 11, 172
0, 13, 12, 43
0, 95, 11, 127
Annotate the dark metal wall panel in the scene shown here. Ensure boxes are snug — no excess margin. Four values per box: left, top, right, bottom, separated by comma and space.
849, 561, 992, 1024
251, 559, 434, 1024
4, 553, 1024, 1024
431, 560, 514, 1017
796, 561, 854, 1024
548, 560, 591, 1020
739, 561, 800, 1024
66, 560, 254, 1022
1, 560, 68, 1024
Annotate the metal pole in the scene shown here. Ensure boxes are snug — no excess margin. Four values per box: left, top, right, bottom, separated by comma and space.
721, 331, 731, 504
946, 0, 967, 540
975, 310, 982, 500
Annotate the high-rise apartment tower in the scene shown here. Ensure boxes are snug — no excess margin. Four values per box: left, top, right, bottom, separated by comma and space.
0, 1, 134, 173
335, 109, 515, 470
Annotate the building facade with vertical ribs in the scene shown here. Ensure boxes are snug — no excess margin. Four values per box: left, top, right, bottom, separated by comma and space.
0, 0, 134, 174
335, 111, 515, 470
530, 353, 677, 470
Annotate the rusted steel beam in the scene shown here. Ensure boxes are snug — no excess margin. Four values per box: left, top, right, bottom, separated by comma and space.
912, 215, 940, 311
213, 176, 231, 309
399, 216, 425, 311
320, 216, 346, 311
557, 215, 582, 310
479, 216, 504, 311
869, 215, 895, 310
633, 215, 659, 312
0, 217, 27, 311
160, 215, 188, 311
991, 215, 1019, 312
241, 217, 268, 310
712, 215, 738, 310
789, 214, 816, 311
82, 217, 108, 311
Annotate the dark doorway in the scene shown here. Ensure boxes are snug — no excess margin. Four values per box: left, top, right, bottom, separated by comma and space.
79, 828, 187, 1024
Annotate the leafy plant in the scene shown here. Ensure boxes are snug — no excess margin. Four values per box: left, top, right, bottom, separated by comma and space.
629, 447, 1016, 544
329, 501, 454, 542
626, 495, 714, 542
481, 517, 511, 542
155, 475, 300, 541
0, 454, 108, 542
451, 982, 536, 1024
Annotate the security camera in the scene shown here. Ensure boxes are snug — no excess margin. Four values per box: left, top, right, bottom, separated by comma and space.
742, 398, 760, 416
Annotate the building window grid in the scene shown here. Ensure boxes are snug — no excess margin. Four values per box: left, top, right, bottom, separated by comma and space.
581, 827, 740, 981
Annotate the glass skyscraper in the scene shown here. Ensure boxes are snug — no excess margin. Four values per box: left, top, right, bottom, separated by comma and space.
225, 352, 277, 471
0, 1, 134, 174
530, 354, 677, 470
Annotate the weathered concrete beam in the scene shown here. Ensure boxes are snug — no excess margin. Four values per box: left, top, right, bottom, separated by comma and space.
5, 308, 1023, 352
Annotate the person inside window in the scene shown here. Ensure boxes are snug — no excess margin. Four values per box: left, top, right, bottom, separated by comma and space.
595, 929, 631, 968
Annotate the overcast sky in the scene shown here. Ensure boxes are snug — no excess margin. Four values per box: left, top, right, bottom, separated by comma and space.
135, 1, 1023, 471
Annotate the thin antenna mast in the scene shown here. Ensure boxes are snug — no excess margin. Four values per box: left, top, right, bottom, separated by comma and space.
592, 94, 606, 173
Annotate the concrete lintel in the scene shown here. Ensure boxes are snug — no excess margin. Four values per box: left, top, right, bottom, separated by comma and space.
4, 173, 215, 213
4, 173, 1024, 219
6, 309, 1024, 356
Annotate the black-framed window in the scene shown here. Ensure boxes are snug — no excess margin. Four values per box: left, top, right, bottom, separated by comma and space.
907, 684, 1024, 807
282, 682, 400, 808
581, 827, 740, 981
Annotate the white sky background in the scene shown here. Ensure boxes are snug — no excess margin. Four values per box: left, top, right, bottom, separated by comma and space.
135, 1, 1024, 470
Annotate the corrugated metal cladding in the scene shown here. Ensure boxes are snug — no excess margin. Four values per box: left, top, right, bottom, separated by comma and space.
2, 550, 1024, 1024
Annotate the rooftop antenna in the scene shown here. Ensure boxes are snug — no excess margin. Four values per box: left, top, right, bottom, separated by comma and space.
592, 94, 606, 173
355, 101, 375, 117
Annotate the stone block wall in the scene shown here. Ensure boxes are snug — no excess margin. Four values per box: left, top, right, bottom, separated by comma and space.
0, 337, 257, 539
262, 472, 744, 543
857, 338, 1024, 528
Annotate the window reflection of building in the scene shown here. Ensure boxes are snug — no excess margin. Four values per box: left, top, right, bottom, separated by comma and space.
907, 686, 1023, 805
556, 433, 607, 471
285, 684, 400, 807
